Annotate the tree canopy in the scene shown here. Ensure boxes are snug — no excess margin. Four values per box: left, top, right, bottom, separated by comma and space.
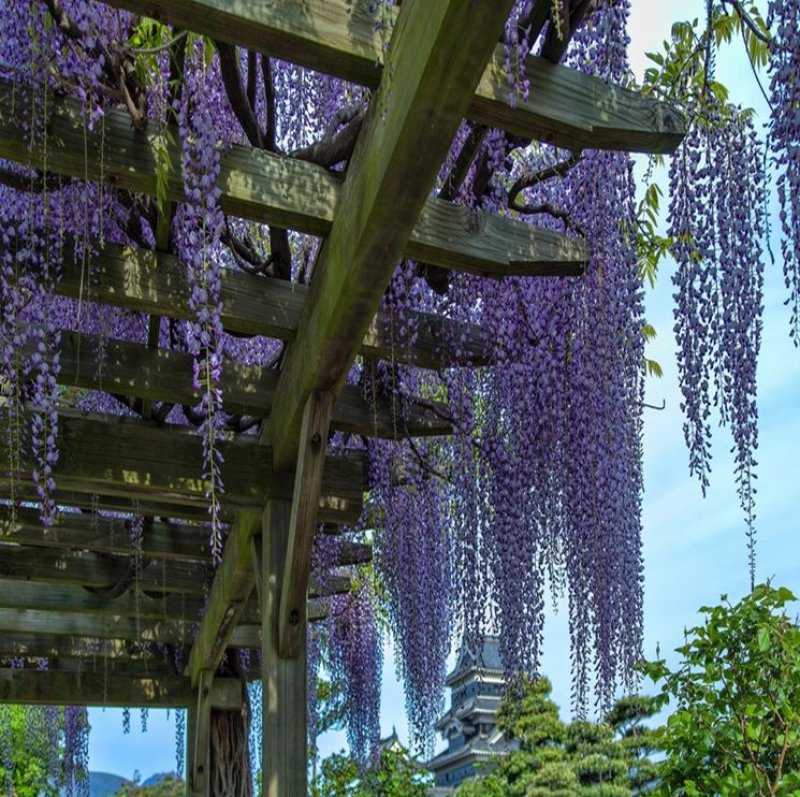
641, 584, 800, 796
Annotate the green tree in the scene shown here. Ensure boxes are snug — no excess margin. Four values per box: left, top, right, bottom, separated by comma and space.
0, 705, 62, 797
114, 774, 185, 796
641, 584, 800, 797
310, 745, 432, 797
456, 677, 660, 797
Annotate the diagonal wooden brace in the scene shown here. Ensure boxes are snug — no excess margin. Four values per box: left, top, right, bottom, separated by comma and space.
278, 391, 334, 658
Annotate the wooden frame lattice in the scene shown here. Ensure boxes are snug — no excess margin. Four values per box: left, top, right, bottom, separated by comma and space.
0, 0, 685, 794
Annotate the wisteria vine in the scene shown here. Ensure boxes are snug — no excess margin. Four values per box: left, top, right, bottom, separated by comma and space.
0, 0, 795, 783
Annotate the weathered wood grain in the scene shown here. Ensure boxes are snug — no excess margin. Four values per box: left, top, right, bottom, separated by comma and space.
0, 81, 586, 283
268, 0, 515, 470
279, 392, 334, 657
0, 506, 373, 567
262, 498, 307, 797
187, 511, 260, 687
100, 0, 684, 154
0, 410, 364, 519
0, 506, 209, 561
0, 668, 242, 709
52, 329, 453, 437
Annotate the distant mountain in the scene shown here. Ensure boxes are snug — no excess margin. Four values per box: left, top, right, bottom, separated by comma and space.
59, 771, 132, 797
141, 772, 179, 787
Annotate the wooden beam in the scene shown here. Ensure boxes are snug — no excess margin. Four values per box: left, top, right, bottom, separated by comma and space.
0, 668, 241, 709
268, 0, 515, 470
0, 504, 372, 567
1, 485, 362, 528
100, 0, 684, 154
0, 607, 263, 647
57, 245, 492, 369
0, 549, 348, 604
0, 545, 209, 595
53, 329, 453, 438
187, 511, 260, 687
262, 499, 306, 797
279, 392, 334, 657
1, 488, 232, 525
0, 578, 246, 624
0, 411, 364, 520
0, 81, 586, 284
191, 669, 214, 795
0, 506, 372, 567
0, 506, 209, 561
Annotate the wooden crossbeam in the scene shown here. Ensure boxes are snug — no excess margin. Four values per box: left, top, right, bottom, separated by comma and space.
268, 0, 515, 471
0, 578, 235, 623
0, 506, 209, 561
53, 329, 453, 438
100, 0, 684, 154
0, 506, 373, 567
55, 245, 492, 369
0, 633, 161, 663
4, 655, 179, 679
0, 411, 364, 520
0, 607, 247, 647
0, 668, 242, 709
1, 488, 231, 525
279, 392, 334, 657
0, 546, 349, 602
0, 81, 586, 283
0, 545, 208, 595
187, 511, 260, 687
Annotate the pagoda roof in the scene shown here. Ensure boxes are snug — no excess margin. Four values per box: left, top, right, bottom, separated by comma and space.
445, 636, 504, 685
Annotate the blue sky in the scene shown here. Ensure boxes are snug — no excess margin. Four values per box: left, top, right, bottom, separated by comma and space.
86, 0, 800, 778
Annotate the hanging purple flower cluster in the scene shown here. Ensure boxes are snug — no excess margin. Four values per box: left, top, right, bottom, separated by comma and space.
176, 42, 227, 561
63, 706, 90, 797
768, 0, 800, 345
328, 583, 382, 768
669, 108, 766, 585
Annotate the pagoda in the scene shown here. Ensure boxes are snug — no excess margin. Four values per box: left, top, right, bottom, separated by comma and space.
426, 637, 516, 794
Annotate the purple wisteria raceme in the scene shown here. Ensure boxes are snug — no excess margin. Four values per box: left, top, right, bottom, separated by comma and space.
768, 0, 800, 346
669, 107, 765, 587
176, 42, 227, 562
328, 583, 382, 768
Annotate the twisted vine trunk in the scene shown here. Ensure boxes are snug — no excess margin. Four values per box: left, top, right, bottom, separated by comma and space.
210, 657, 253, 797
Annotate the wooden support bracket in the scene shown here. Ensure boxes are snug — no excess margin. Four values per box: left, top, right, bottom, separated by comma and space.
278, 391, 334, 658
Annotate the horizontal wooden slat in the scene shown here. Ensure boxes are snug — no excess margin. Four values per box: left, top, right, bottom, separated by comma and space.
0, 605, 341, 651
0, 668, 241, 708
53, 330, 452, 438
0, 545, 210, 595
0, 546, 348, 601
0, 410, 364, 519
0, 578, 238, 623
0, 81, 585, 284
100, 0, 684, 154
0, 506, 373, 567
55, 243, 491, 370
0, 506, 209, 561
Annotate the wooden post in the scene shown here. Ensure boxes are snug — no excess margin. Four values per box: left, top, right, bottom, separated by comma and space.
188, 669, 213, 796
262, 499, 307, 797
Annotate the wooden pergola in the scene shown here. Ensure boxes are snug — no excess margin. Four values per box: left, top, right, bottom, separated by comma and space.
0, 1, 684, 794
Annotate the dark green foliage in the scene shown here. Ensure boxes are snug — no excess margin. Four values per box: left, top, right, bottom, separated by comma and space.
641, 584, 800, 796
0, 705, 62, 797
114, 774, 184, 796
456, 677, 659, 797
310, 745, 432, 797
